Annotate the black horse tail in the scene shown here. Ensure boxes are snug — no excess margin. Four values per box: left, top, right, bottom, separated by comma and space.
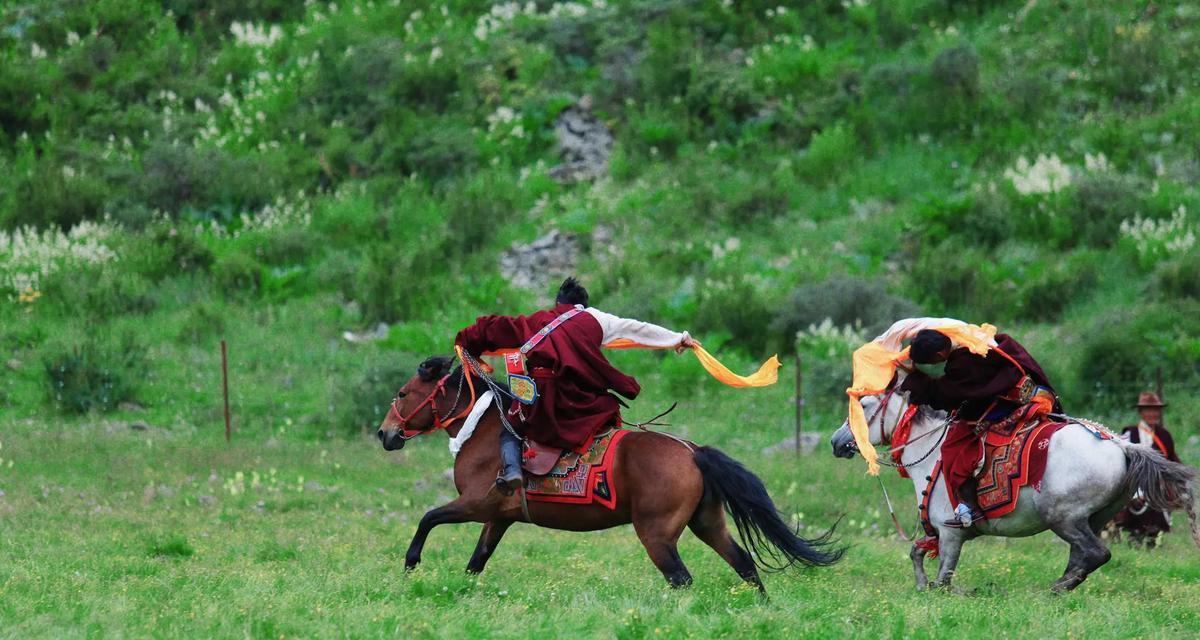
693, 445, 844, 571
1120, 443, 1200, 548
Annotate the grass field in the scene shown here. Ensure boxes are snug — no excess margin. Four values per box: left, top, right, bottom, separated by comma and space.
3, 398, 1198, 639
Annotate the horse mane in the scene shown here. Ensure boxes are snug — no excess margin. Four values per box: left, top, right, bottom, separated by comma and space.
418, 355, 513, 412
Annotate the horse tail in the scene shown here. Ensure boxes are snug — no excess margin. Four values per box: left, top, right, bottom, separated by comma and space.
692, 445, 844, 570
1120, 442, 1200, 548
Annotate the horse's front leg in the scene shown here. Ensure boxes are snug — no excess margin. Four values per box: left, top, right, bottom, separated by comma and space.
910, 543, 930, 591
931, 531, 966, 589
405, 499, 475, 571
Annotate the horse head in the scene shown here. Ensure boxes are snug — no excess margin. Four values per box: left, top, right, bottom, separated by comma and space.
830, 370, 914, 459
377, 355, 455, 451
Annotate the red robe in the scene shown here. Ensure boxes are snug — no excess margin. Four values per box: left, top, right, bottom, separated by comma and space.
900, 334, 1059, 501
455, 303, 639, 450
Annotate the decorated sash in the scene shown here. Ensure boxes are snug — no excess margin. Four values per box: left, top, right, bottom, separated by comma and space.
506, 305, 585, 405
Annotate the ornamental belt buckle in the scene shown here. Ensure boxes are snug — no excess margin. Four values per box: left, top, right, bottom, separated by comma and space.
504, 353, 538, 406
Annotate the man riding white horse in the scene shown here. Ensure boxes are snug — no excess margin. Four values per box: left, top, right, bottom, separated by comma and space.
901, 327, 1061, 528
454, 277, 694, 495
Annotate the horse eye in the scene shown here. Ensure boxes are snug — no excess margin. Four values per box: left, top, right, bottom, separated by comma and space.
395, 391, 407, 399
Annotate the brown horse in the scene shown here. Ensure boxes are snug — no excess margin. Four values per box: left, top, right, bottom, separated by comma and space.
377, 356, 842, 593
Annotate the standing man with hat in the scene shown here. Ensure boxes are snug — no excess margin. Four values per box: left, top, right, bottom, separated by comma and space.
1110, 391, 1180, 546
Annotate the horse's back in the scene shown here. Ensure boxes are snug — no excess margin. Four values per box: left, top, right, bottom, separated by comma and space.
1036, 423, 1128, 522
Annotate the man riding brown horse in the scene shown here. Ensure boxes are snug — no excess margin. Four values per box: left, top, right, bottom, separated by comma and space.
900, 328, 1061, 528
454, 277, 694, 495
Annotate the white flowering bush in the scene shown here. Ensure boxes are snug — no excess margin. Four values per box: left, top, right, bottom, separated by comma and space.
1119, 206, 1196, 268
0, 222, 118, 297
1004, 154, 1072, 195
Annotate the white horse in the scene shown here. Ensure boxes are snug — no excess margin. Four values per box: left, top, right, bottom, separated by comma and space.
830, 380, 1200, 593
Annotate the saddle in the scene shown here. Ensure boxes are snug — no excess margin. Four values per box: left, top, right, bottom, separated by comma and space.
972, 415, 1067, 518
522, 429, 629, 509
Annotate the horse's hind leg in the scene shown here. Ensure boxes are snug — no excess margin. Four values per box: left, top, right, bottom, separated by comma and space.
688, 500, 764, 593
634, 508, 694, 588
1050, 519, 1112, 594
465, 520, 513, 574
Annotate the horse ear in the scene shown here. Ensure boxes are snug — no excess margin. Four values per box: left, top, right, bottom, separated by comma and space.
417, 356, 450, 381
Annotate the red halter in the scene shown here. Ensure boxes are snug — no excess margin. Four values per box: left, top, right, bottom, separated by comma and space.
386, 371, 476, 440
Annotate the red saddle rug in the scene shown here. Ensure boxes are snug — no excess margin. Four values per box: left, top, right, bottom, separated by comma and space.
524, 429, 629, 509
974, 417, 1067, 518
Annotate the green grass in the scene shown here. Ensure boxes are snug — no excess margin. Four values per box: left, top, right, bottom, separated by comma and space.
2, 409, 1198, 639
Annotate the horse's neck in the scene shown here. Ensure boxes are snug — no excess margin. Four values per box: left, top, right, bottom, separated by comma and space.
900, 410, 946, 490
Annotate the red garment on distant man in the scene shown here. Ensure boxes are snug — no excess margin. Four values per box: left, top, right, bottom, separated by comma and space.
456, 303, 641, 451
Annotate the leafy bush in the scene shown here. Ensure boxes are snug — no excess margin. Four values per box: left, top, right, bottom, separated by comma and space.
43, 334, 148, 414
1077, 303, 1200, 405
333, 359, 415, 436
124, 224, 215, 280
772, 276, 921, 347
212, 250, 263, 296
41, 265, 156, 318
1061, 173, 1146, 248
136, 143, 275, 218
1151, 252, 1200, 301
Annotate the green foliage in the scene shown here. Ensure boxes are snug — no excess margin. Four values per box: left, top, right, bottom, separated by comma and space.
1077, 302, 1200, 405
333, 359, 414, 436
42, 333, 148, 414
772, 276, 920, 346
1152, 252, 1200, 301
213, 249, 264, 296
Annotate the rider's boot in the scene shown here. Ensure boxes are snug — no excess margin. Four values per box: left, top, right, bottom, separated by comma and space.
944, 477, 985, 528
496, 428, 524, 496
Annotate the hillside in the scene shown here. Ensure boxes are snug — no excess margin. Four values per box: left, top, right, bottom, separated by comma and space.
2, 0, 1199, 433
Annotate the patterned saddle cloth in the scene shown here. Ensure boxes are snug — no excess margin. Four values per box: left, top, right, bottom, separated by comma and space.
974, 417, 1067, 518
524, 429, 630, 509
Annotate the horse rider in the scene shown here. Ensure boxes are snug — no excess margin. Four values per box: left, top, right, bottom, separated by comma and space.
455, 277, 694, 495
900, 328, 1061, 528
1111, 391, 1180, 546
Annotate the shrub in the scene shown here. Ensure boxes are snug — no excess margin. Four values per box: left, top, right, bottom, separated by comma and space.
1062, 173, 1146, 248
212, 250, 263, 296
43, 333, 148, 414
41, 265, 156, 318
1076, 302, 1200, 405
796, 122, 859, 183
176, 302, 227, 344
124, 224, 215, 280
1151, 252, 1200, 300
772, 275, 921, 347
333, 359, 416, 436
930, 43, 980, 99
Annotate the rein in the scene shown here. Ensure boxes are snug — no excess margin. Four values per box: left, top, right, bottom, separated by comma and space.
860, 389, 952, 541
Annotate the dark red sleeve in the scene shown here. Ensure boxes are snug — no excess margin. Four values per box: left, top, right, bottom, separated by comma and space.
454, 314, 539, 357
1158, 427, 1180, 462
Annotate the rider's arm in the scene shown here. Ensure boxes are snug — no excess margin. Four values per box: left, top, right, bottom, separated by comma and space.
455, 314, 537, 357
586, 308, 691, 349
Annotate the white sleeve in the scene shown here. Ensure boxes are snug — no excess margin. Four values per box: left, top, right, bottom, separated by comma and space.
587, 308, 688, 348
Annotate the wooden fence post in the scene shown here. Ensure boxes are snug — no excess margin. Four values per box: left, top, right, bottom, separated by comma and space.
221, 339, 231, 443
795, 351, 803, 456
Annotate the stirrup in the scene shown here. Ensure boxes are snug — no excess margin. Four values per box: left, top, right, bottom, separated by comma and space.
943, 504, 983, 529
495, 472, 523, 496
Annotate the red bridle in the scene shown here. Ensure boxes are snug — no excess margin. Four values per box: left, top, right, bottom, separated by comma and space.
865, 387, 920, 478
386, 371, 476, 440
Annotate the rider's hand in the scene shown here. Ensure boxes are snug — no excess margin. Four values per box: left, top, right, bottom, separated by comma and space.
675, 333, 696, 354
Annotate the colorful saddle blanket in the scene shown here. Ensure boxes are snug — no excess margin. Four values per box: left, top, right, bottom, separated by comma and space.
525, 429, 629, 509
974, 417, 1067, 518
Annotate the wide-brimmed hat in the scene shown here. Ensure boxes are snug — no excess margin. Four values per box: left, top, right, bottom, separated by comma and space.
1135, 391, 1166, 408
